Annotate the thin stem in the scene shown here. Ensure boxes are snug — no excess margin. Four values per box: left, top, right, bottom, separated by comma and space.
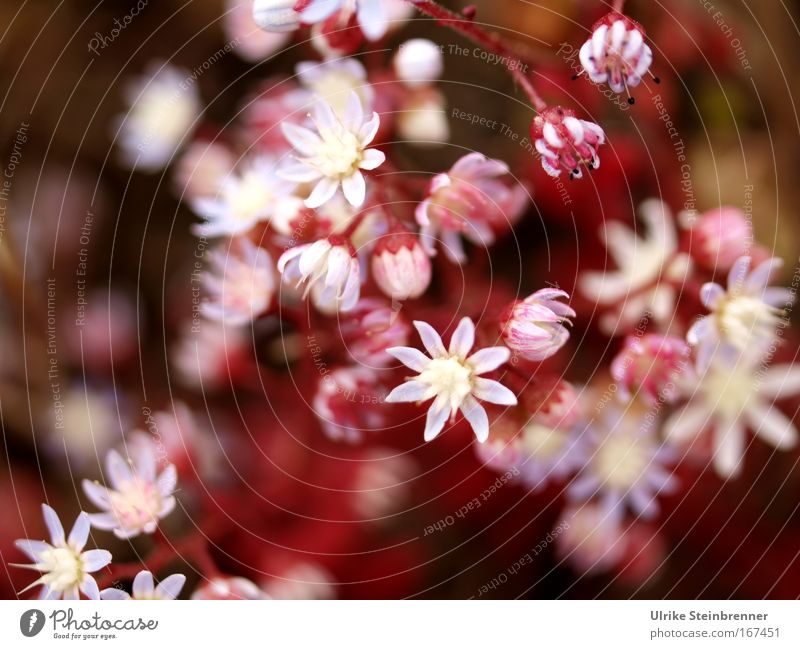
404, 0, 548, 111
612, 0, 626, 13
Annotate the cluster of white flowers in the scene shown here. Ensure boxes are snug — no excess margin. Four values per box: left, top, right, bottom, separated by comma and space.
14, 437, 179, 600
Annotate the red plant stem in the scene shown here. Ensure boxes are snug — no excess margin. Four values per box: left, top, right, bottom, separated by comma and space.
97, 525, 222, 590
612, 0, 626, 13
404, 0, 548, 111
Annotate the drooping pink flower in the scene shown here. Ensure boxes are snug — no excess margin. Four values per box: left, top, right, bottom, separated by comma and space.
531, 106, 605, 179
278, 237, 361, 313
339, 298, 410, 367
371, 231, 432, 301
579, 12, 653, 96
385, 318, 517, 442
500, 288, 576, 361
611, 334, 690, 405
416, 152, 527, 263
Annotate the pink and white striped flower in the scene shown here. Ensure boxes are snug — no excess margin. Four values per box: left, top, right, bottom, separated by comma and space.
500, 289, 576, 361
385, 318, 517, 442
687, 256, 792, 369
13, 505, 111, 600
416, 152, 527, 263
279, 92, 384, 208
579, 12, 653, 96
531, 106, 605, 179
82, 434, 177, 539
101, 570, 186, 600
201, 238, 275, 326
278, 237, 361, 313
579, 199, 691, 334
192, 156, 292, 237
371, 232, 432, 301
664, 354, 800, 478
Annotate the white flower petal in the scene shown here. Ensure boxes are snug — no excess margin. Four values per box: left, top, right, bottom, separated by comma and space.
68, 512, 91, 550
413, 320, 447, 357
42, 504, 65, 546
473, 377, 517, 405
385, 380, 429, 403
360, 148, 385, 170
423, 400, 449, 442
448, 317, 475, 357
305, 177, 339, 208
133, 570, 155, 597
155, 574, 187, 600
467, 346, 510, 374
82, 549, 113, 572
80, 576, 101, 600
341, 170, 366, 207
460, 395, 489, 442
386, 346, 431, 372
746, 401, 798, 449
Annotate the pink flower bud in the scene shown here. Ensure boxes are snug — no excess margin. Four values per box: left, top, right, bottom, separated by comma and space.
521, 376, 580, 430
500, 288, 576, 361
531, 106, 605, 179
340, 298, 411, 367
610, 334, 690, 404
312, 367, 387, 443
686, 206, 752, 272
371, 232, 432, 301
579, 12, 653, 96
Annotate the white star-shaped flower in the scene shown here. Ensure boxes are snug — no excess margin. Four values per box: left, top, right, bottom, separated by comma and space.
687, 255, 793, 369
385, 318, 517, 442
13, 505, 112, 600
192, 156, 293, 237
664, 354, 800, 478
279, 92, 384, 208
101, 570, 186, 600
82, 434, 178, 539
579, 198, 690, 334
